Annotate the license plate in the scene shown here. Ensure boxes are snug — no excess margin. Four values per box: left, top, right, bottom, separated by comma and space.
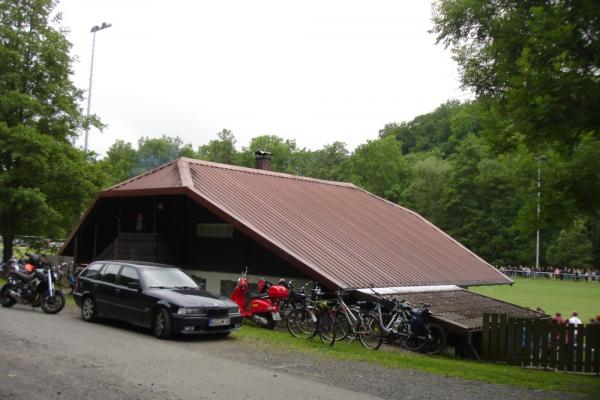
209, 318, 230, 327
272, 312, 281, 321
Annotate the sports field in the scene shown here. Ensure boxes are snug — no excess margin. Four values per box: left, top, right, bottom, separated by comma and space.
471, 277, 600, 323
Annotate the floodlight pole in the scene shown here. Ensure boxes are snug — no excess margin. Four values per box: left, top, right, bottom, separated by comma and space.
84, 22, 112, 152
535, 155, 547, 269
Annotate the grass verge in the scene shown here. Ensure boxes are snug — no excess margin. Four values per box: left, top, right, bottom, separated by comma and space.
233, 324, 600, 396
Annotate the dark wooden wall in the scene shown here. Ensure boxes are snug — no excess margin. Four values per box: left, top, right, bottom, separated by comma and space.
74, 195, 307, 279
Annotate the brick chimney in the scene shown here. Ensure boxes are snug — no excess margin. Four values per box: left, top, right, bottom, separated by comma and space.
254, 150, 273, 171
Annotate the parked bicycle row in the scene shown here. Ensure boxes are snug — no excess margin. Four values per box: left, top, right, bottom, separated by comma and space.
266, 277, 447, 354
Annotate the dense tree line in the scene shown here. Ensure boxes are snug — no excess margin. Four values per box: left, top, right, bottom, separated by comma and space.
1, 0, 597, 268
96, 98, 598, 268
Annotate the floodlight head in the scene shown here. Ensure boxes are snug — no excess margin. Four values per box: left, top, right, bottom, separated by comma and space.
90, 22, 112, 33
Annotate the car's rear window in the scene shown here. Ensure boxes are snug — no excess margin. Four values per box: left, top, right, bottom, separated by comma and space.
81, 264, 103, 280
99, 264, 121, 284
117, 266, 139, 287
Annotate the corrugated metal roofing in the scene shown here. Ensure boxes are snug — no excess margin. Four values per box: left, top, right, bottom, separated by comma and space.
87, 157, 512, 289
392, 290, 543, 331
108, 160, 182, 191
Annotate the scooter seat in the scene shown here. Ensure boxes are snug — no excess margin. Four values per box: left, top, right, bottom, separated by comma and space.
246, 291, 268, 302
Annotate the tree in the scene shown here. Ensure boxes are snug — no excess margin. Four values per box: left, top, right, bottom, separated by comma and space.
347, 135, 410, 202
379, 101, 483, 156
132, 135, 195, 176
0, 0, 103, 261
441, 135, 529, 264
546, 219, 593, 267
99, 140, 138, 184
239, 135, 300, 173
432, 0, 600, 150
308, 142, 350, 181
401, 154, 452, 226
197, 129, 238, 165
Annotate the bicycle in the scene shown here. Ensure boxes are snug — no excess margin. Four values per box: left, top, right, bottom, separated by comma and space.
286, 284, 331, 342
320, 290, 383, 350
278, 280, 319, 327
366, 289, 446, 355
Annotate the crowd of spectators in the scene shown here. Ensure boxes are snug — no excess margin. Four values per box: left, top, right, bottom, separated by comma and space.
550, 311, 600, 327
497, 265, 600, 281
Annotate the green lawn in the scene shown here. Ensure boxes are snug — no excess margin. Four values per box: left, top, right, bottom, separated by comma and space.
471, 277, 600, 323
234, 324, 600, 396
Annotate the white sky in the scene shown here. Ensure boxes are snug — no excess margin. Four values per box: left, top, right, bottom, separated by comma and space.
58, 0, 469, 156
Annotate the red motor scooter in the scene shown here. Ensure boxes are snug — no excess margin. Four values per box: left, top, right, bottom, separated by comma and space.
230, 268, 288, 329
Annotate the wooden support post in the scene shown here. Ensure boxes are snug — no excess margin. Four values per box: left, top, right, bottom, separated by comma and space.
532, 318, 540, 367
498, 314, 507, 362
523, 319, 532, 366
540, 319, 549, 369
566, 324, 575, 371
549, 321, 558, 370
482, 313, 490, 361
506, 318, 515, 365
575, 324, 584, 372
490, 314, 499, 362
92, 223, 98, 260
514, 319, 523, 366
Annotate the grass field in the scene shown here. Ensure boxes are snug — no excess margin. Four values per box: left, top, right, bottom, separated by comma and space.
471, 277, 600, 322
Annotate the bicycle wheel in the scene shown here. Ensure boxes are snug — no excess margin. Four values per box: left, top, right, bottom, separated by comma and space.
358, 315, 383, 350
316, 309, 337, 346
402, 332, 426, 352
420, 323, 446, 355
277, 301, 293, 328
286, 308, 317, 339
319, 310, 351, 342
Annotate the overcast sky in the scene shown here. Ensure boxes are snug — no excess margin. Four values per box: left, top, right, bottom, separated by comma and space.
58, 0, 470, 156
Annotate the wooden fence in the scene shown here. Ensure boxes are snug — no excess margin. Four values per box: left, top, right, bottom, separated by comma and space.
481, 313, 600, 373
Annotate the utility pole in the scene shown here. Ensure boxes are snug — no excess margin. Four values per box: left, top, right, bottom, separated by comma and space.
535, 155, 547, 269
84, 22, 112, 152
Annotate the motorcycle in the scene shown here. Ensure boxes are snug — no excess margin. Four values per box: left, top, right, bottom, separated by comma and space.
230, 268, 288, 329
1, 258, 17, 278
0, 261, 66, 314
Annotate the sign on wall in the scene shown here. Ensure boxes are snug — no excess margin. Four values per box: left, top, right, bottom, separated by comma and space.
196, 223, 234, 238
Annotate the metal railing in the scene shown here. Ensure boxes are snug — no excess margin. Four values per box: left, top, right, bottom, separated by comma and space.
500, 270, 599, 281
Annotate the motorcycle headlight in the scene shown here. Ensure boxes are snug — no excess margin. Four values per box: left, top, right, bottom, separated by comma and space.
176, 307, 206, 316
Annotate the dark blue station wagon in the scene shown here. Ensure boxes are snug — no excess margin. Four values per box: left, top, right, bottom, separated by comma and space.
73, 261, 242, 339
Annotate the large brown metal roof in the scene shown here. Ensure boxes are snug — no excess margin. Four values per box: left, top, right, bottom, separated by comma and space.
64, 157, 512, 289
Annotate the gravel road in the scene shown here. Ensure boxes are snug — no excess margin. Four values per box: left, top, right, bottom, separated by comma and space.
0, 305, 590, 400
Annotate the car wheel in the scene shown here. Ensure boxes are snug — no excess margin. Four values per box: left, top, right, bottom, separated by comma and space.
81, 296, 98, 322
153, 307, 172, 339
